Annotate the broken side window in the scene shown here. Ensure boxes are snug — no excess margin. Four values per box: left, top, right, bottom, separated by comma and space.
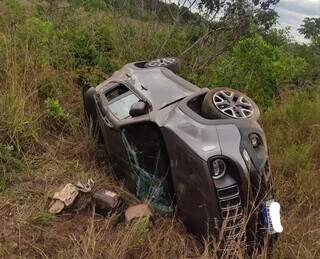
121, 123, 174, 212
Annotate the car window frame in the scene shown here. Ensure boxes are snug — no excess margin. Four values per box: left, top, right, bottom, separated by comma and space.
108, 91, 140, 120
97, 80, 151, 130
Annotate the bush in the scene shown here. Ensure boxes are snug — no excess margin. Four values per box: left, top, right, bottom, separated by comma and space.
0, 144, 24, 173
45, 97, 65, 120
211, 35, 306, 107
0, 144, 25, 192
16, 16, 54, 66
289, 43, 320, 82
58, 21, 115, 74
70, 0, 108, 11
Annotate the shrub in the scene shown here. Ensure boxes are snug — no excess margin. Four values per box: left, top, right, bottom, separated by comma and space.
0, 144, 24, 173
58, 21, 115, 74
289, 43, 320, 82
70, 0, 108, 11
37, 74, 60, 99
45, 97, 66, 120
17, 16, 54, 66
211, 35, 306, 107
0, 144, 25, 192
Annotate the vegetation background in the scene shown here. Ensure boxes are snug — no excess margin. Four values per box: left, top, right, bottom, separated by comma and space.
0, 0, 319, 258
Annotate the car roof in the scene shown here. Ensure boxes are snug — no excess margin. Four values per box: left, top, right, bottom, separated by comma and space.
127, 67, 200, 110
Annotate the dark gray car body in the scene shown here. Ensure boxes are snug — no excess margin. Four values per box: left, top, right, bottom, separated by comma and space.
84, 61, 273, 244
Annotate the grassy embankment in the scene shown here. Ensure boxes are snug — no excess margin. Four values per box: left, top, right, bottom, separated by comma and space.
1, 1, 320, 258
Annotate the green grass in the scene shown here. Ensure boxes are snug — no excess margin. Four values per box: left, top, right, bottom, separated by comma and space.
262, 88, 320, 258
0, 0, 320, 258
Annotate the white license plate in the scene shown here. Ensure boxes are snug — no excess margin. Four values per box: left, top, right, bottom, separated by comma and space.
262, 200, 283, 234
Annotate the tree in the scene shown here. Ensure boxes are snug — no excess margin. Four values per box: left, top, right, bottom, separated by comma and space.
299, 17, 320, 45
211, 35, 306, 107
198, 0, 279, 31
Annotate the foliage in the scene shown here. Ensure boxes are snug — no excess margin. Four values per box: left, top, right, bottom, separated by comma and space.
199, 0, 279, 31
0, 144, 25, 192
18, 17, 54, 66
211, 34, 306, 107
0, 0, 320, 258
62, 23, 114, 72
290, 43, 320, 82
70, 0, 108, 11
0, 144, 24, 174
199, 0, 280, 14
299, 17, 320, 45
262, 86, 320, 257
45, 98, 66, 120
262, 27, 293, 47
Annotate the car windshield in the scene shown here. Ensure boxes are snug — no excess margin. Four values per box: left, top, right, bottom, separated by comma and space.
109, 93, 139, 119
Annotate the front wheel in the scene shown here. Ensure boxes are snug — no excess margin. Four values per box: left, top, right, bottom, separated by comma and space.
144, 57, 180, 73
201, 87, 260, 120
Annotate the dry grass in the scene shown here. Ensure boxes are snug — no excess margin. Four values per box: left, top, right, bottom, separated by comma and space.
262, 88, 320, 259
0, 46, 202, 257
0, 36, 261, 258
1, 1, 320, 258
1, 53, 319, 259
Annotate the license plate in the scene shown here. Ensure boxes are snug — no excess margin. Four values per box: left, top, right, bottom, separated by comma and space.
262, 200, 283, 234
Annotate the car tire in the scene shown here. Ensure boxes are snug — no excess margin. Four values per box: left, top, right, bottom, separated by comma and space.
83, 87, 103, 143
201, 87, 260, 120
144, 57, 180, 73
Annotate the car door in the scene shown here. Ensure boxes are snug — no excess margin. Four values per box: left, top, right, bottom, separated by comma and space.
121, 122, 174, 212
96, 83, 141, 193
96, 83, 174, 211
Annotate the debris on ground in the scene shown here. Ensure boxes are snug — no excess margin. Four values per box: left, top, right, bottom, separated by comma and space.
49, 183, 79, 214
49, 179, 95, 214
49, 180, 153, 224
93, 189, 122, 216
76, 178, 95, 193
125, 204, 152, 222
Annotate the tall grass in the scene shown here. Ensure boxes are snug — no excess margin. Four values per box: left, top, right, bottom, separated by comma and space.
262, 87, 320, 258
0, 42, 39, 151
0, 1, 320, 258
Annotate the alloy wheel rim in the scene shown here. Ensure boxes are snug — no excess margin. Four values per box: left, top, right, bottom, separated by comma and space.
148, 57, 175, 67
213, 90, 254, 118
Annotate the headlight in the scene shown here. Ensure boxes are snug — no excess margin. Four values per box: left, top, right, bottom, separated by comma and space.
211, 158, 226, 179
250, 133, 261, 148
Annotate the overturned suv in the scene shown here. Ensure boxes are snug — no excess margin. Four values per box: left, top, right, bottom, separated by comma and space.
82, 58, 282, 252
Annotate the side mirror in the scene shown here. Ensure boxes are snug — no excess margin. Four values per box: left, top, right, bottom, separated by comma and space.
129, 101, 148, 117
